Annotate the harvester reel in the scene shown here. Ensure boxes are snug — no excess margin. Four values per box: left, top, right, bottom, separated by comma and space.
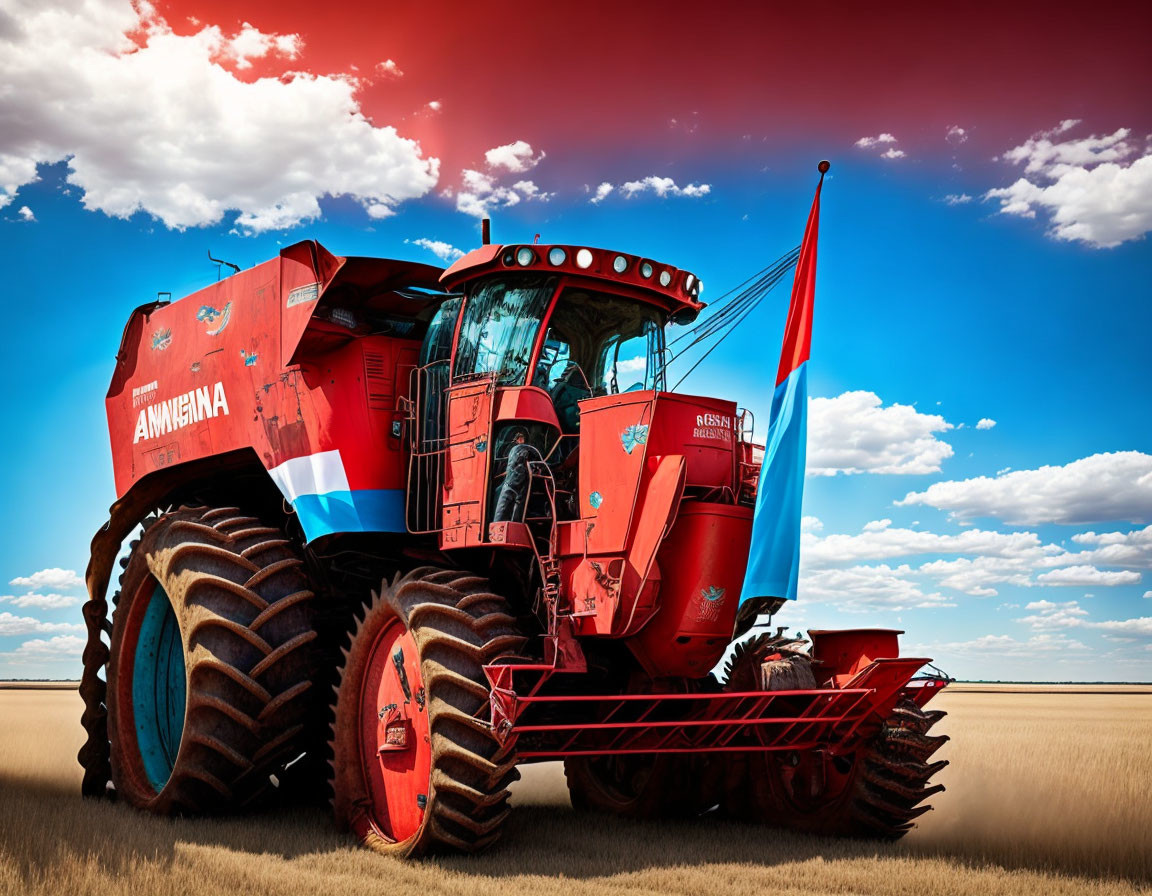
722, 637, 949, 840
330, 567, 527, 856
99, 506, 319, 813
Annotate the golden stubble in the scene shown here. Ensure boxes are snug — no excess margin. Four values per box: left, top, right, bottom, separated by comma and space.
1, 685, 1149, 896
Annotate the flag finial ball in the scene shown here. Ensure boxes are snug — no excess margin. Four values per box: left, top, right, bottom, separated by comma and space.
818, 160, 831, 174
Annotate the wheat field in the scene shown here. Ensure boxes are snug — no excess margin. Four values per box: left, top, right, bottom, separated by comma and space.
1, 684, 1149, 895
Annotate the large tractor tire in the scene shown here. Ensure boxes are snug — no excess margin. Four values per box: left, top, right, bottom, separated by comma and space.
723, 635, 948, 840
330, 567, 527, 856
101, 505, 318, 813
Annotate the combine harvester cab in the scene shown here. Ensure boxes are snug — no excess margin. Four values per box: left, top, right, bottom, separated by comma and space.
80, 169, 950, 857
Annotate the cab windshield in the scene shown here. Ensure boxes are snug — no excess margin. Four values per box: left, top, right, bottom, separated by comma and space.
532, 288, 666, 429
453, 275, 557, 385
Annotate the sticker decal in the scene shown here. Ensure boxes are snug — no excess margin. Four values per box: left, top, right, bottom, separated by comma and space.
286, 282, 320, 308
151, 328, 172, 351
620, 423, 649, 454
695, 585, 727, 623
196, 302, 232, 336
240, 349, 258, 366
132, 381, 158, 407
589, 490, 603, 509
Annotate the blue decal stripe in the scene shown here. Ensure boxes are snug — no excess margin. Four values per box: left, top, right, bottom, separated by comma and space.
292, 488, 407, 541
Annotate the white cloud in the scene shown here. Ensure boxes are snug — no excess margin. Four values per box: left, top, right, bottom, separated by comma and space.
855, 133, 897, 148
454, 167, 550, 218
590, 182, 614, 204
619, 176, 711, 199
427, 100, 442, 111
405, 237, 464, 263
2, 635, 86, 662
1018, 600, 1152, 640
0, 593, 82, 610
0, 1, 439, 229
376, 59, 403, 78
946, 125, 968, 144
1034, 565, 1141, 587
880, 148, 906, 160
943, 194, 973, 205
800, 515, 823, 534
17, 205, 34, 221
222, 21, 300, 70
933, 632, 1088, 657
986, 123, 1152, 248
976, 418, 996, 430
9, 568, 83, 590
0, 612, 84, 636
863, 519, 892, 532
484, 140, 544, 173
897, 451, 1152, 525
799, 564, 953, 612
808, 391, 954, 476
1144, 591, 1152, 599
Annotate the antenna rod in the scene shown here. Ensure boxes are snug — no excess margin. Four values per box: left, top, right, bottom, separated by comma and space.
481, 218, 491, 245
208, 251, 241, 278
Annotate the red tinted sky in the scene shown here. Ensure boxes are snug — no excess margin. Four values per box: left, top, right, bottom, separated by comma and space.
165, 0, 1152, 178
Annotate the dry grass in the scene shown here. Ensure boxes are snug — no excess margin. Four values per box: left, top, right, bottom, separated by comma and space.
1, 687, 1149, 896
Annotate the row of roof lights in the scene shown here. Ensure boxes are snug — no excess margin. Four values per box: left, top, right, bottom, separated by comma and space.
502, 246, 702, 297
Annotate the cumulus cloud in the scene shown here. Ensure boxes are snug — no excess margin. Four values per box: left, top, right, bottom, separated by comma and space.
376, 58, 403, 78
932, 632, 1088, 657
880, 148, 906, 160
897, 451, 1152, 525
0, 0, 439, 229
943, 194, 973, 205
0, 593, 82, 610
484, 140, 545, 173
2, 635, 86, 662
613, 176, 710, 199
1144, 591, 1152, 599
427, 100, 442, 111
590, 182, 614, 204
799, 564, 953, 613
9, 568, 83, 590
1034, 565, 1141, 587
1018, 599, 1152, 640
976, 418, 996, 430
808, 391, 954, 476
856, 133, 897, 148
986, 122, 1152, 248
0, 612, 84, 636
946, 125, 968, 144
17, 205, 34, 221
405, 237, 464, 263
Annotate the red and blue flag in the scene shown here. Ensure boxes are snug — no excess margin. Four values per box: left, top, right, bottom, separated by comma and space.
740, 164, 826, 607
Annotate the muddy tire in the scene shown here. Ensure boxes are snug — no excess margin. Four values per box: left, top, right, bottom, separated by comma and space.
105, 505, 318, 813
330, 567, 526, 856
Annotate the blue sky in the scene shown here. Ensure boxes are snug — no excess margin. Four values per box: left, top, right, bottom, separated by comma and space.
0, 1, 1149, 680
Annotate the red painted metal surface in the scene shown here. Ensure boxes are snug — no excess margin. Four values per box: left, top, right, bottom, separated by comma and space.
356, 617, 431, 844
105, 240, 444, 541
485, 654, 945, 760
810, 629, 903, 688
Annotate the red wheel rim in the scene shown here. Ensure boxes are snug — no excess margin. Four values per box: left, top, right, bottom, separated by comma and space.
356, 615, 432, 844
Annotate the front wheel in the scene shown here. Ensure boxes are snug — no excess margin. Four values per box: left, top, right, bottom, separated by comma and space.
330, 567, 526, 856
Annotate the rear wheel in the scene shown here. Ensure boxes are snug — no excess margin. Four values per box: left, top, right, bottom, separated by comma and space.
330, 567, 526, 856
106, 505, 318, 813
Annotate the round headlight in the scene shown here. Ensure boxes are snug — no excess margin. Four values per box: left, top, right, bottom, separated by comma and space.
548, 247, 567, 266
502, 251, 515, 266
658, 270, 672, 287
613, 255, 628, 273
639, 261, 653, 278
697, 280, 704, 297
684, 273, 696, 292
516, 247, 535, 266
575, 248, 594, 269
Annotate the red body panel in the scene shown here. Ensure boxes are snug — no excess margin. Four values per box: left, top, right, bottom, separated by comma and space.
106, 241, 444, 542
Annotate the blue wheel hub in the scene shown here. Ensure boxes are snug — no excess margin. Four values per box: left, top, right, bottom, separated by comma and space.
131, 581, 186, 792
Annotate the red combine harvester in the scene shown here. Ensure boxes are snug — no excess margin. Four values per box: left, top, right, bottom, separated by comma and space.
80, 187, 949, 855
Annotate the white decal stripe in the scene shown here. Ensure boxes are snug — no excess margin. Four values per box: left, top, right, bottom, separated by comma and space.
267, 450, 350, 504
